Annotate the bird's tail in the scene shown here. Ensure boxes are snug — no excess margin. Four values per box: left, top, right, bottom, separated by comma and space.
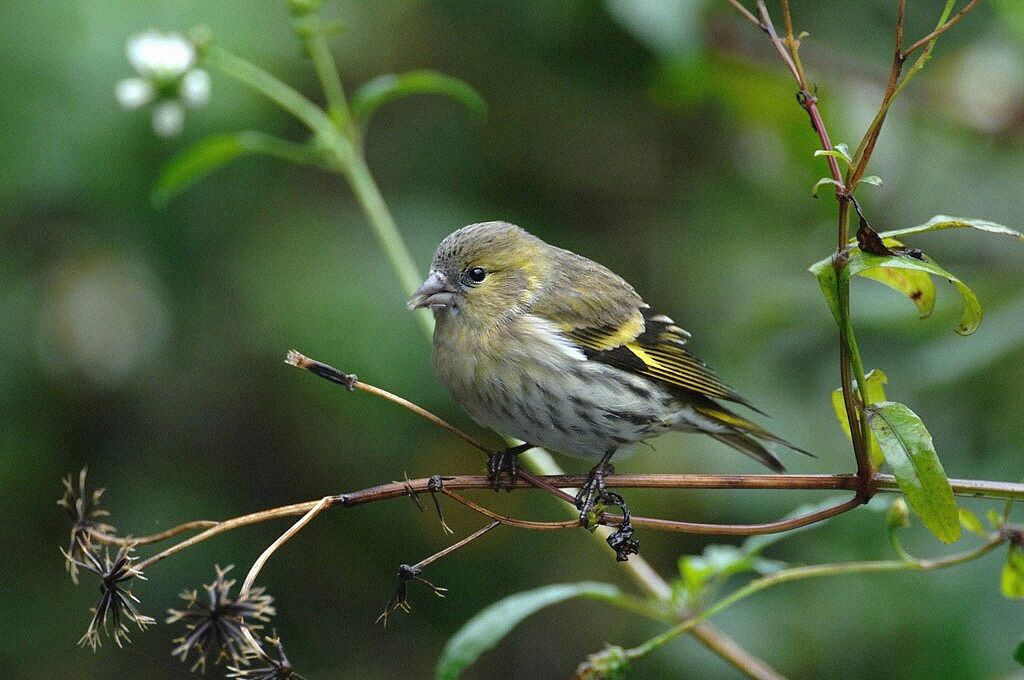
692, 403, 813, 473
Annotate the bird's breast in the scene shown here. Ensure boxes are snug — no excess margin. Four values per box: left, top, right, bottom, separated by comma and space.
432, 314, 674, 460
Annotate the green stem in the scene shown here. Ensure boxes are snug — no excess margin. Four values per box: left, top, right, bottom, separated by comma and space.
342, 153, 433, 337
302, 27, 351, 133
207, 45, 336, 137
624, 534, 1004, 663
837, 266, 873, 466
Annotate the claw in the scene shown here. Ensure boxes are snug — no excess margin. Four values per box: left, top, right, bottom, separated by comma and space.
574, 462, 639, 560
485, 444, 530, 492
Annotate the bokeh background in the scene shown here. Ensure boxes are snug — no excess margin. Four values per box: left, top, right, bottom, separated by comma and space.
3, 1, 1023, 678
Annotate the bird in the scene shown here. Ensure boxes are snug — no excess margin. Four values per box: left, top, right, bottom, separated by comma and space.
408, 221, 808, 557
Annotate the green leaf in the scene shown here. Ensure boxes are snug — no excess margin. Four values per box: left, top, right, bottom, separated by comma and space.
352, 70, 486, 128
857, 266, 936, 318
153, 132, 320, 206
814, 148, 852, 165
865, 401, 960, 543
831, 368, 889, 468
859, 175, 884, 187
958, 507, 988, 537
678, 545, 754, 595
988, 509, 1007, 529
846, 251, 982, 335
809, 255, 842, 326
1002, 546, 1024, 599
878, 215, 1023, 242
436, 582, 620, 679
812, 177, 840, 198
1015, 638, 1024, 666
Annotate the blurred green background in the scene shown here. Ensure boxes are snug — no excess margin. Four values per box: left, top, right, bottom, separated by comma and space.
3, 1, 1023, 678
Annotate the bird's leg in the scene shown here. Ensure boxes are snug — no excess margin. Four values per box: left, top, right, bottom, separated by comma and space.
574, 449, 617, 527
486, 443, 533, 491
575, 449, 639, 560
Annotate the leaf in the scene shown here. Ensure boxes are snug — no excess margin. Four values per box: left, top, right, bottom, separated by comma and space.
1015, 638, 1024, 666
857, 267, 936, 318
859, 175, 884, 187
865, 402, 960, 543
812, 177, 840, 198
1002, 546, 1024, 599
809, 256, 842, 325
831, 369, 889, 468
958, 507, 988, 537
814, 148, 852, 165
847, 251, 982, 335
435, 582, 620, 679
351, 70, 486, 128
153, 131, 319, 206
878, 215, 1023, 242
959, 507, 989, 536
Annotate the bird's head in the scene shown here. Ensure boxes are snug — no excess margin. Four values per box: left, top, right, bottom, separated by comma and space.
408, 221, 549, 325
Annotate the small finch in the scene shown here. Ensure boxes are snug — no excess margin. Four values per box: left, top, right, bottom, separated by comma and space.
409, 221, 808, 553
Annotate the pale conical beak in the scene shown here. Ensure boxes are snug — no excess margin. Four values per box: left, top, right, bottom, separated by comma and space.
408, 271, 457, 310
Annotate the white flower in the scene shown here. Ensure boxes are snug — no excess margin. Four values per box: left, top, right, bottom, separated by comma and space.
126, 31, 195, 81
116, 30, 211, 137
115, 78, 154, 110
151, 101, 186, 138
179, 69, 211, 108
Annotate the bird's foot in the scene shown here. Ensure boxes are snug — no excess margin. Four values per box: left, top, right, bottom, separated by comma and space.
486, 443, 532, 492
574, 462, 615, 527
575, 463, 639, 560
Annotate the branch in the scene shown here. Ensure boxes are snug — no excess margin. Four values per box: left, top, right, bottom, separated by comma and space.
902, 0, 982, 59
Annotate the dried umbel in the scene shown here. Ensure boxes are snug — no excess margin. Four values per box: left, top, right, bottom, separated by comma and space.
167, 565, 276, 672
58, 468, 116, 584
62, 542, 155, 650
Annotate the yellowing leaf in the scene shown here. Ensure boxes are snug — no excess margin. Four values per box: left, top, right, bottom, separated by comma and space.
831, 369, 888, 468
857, 267, 936, 318
1002, 547, 1024, 599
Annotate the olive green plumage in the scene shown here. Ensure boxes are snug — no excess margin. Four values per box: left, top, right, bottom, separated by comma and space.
409, 221, 808, 471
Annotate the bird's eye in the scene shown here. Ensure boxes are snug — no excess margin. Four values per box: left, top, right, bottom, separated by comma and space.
464, 267, 487, 285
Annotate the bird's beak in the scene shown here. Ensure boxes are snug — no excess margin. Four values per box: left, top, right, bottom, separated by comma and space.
408, 271, 457, 310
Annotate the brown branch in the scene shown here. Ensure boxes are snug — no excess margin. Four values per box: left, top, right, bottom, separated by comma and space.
609, 495, 865, 536
743, 1, 871, 489
115, 472, 1024, 573
95, 472, 1024, 554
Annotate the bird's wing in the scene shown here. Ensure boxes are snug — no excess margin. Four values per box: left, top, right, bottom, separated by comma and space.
561, 305, 759, 409
529, 248, 758, 409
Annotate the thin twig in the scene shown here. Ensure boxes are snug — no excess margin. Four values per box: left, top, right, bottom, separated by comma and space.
285, 350, 578, 506
726, 0, 761, 29
239, 496, 333, 598
89, 520, 218, 546
608, 495, 865, 536
902, 0, 982, 58
440, 489, 580, 530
